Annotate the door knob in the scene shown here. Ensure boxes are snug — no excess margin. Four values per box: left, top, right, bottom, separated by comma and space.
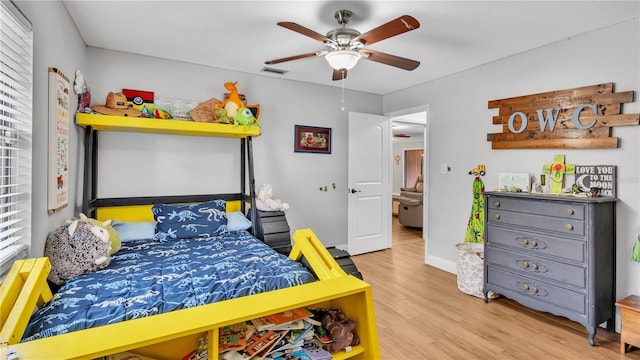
350, 188, 361, 194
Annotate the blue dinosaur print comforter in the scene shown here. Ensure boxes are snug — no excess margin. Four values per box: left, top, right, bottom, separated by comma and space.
22, 231, 316, 342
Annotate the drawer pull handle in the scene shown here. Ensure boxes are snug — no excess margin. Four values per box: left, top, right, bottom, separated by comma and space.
522, 284, 529, 291
567, 209, 574, 215
566, 224, 573, 231
522, 239, 529, 246
531, 240, 537, 247
531, 287, 538, 294
532, 264, 538, 270
495, 214, 500, 220
494, 201, 500, 207
522, 262, 529, 268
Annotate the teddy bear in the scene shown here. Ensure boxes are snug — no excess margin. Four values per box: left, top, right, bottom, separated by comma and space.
315, 308, 360, 352
256, 184, 289, 212
44, 218, 113, 285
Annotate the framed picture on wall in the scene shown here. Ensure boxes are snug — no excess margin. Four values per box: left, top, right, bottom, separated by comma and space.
47, 67, 70, 213
294, 125, 332, 154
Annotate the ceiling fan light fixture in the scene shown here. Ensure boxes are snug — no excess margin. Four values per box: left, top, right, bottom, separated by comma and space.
325, 50, 361, 70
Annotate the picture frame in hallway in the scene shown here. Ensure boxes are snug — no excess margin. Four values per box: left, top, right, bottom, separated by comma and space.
294, 125, 332, 154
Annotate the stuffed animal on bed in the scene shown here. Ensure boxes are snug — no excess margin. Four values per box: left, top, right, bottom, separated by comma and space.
78, 213, 121, 254
44, 218, 113, 285
256, 184, 289, 212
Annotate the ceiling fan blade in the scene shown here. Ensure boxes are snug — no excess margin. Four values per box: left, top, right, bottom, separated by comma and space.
360, 49, 420, 71
278, 22, 332, 43
265, 51, 323, 65
354, 15, 420, 46
332, 68, 347, 81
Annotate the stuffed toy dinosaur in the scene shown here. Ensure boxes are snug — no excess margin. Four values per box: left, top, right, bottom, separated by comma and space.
44, 218, 113, 285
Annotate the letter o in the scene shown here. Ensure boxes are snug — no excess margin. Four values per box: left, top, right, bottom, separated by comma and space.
508, 112, 528, 134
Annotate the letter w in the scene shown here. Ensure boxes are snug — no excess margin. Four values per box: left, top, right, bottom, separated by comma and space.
536, 107, 561, 131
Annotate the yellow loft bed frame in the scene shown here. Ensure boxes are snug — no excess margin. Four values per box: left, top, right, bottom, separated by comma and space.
0, 114, 380, 359
1, 229, 379, 360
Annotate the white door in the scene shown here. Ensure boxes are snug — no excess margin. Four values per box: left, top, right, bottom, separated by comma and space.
347, 112, 391, 255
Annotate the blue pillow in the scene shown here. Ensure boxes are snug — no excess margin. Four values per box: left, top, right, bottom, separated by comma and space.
112, 220, 156, 242
226, 211, 252, 232
152, 200, 227, 240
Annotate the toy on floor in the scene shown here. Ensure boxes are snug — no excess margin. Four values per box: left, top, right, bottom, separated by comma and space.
44, 217, 113, 285
256, 184, 289, 211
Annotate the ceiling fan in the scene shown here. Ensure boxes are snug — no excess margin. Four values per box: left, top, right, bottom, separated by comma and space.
265, 10, 421, 80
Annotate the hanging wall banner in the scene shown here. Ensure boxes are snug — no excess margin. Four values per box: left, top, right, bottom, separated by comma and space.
487, 83, 639, 149
47, 67, 70, 213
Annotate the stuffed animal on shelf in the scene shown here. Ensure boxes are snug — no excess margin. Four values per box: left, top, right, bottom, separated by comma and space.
315, 308, 361, 352
256, 184, 289, 212
235, 107, 261, 130
216, 81, 245, 118
215, 107, 231, 124
215, 81, 261, 123
45, 218, 113, 285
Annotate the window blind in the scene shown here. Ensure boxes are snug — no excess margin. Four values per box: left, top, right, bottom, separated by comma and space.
0, 1, 33, 275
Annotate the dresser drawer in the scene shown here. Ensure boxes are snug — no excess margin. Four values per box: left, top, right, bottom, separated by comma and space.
487, 208, 585, 236
486, 266, 585, 314
488, 196, 585, 220
486, 226, 586, 263
486, 245, 586, 288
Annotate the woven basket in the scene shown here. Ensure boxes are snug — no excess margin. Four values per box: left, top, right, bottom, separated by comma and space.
455, 243, 498, 299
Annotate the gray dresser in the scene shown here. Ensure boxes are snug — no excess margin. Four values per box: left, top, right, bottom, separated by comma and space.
483, 191, 617, 345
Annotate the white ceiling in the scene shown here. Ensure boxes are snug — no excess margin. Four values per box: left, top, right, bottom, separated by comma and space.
62, 1, 639, 97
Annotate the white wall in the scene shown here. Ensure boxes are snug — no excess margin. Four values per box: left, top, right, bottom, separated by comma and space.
83, 48, 382, 250
18, 0, 382, 258
383, 20, 640, 305
18, 1, 87, 256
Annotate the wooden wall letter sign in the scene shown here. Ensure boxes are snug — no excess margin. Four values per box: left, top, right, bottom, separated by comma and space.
487, 83, 639, 149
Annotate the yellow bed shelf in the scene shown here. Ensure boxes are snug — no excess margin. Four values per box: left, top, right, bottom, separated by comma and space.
76, 112, 261, 138
2, 229, 380, 360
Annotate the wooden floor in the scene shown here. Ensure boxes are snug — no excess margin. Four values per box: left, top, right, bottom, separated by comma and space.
350, 216, 640, 360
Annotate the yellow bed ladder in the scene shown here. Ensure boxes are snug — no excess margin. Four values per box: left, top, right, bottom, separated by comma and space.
289, 229, 348, 280
0, 257, 53, 345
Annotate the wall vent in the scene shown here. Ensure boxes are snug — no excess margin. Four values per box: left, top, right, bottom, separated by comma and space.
261, 67, 288, 75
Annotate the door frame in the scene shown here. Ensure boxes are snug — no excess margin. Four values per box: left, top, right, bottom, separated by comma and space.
387, 105, 429, 261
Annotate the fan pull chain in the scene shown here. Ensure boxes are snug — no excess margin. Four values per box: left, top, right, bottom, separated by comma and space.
340, 70, 346, 111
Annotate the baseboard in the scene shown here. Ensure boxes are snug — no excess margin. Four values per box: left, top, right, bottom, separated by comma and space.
426, 254, 456, 274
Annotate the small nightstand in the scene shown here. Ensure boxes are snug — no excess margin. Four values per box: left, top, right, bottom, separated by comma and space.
616, 295, 640, 353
